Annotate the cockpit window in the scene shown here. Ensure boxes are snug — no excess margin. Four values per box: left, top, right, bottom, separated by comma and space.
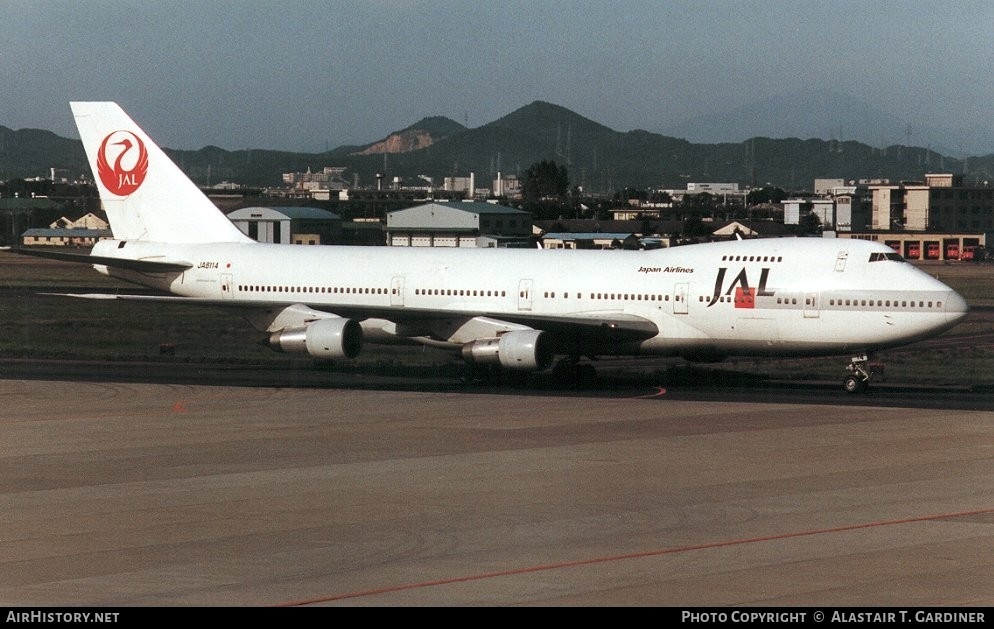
869, 252, 905, 262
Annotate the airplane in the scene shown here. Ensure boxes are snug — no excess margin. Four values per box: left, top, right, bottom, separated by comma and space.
18, 101, 970, 393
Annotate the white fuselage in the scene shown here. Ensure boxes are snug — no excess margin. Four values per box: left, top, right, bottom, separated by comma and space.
92, 236, 968, 361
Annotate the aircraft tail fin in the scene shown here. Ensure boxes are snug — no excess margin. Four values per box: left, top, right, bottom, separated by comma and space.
70, 102, 253, 244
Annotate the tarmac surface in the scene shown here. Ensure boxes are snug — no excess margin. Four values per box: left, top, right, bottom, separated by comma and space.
1, 361, 993, 607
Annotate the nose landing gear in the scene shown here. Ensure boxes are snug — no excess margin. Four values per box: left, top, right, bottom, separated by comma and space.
843, 354, 880, 394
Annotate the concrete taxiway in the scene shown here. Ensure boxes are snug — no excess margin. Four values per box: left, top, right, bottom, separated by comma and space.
1, 372, 993, 606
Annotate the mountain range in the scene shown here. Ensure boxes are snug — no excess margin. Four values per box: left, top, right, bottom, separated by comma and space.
661, 90, 994, 159
2, 97, 994, 193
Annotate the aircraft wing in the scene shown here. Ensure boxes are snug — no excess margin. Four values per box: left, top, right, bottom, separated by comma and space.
42, 293, 659, 344
9, 248, 193, 273
478, 311, 658, 343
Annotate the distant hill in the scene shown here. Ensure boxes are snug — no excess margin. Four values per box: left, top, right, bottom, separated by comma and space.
4, 99, 994, 192
0, 126, 89, 179
352, 116, 466, 155
662, 90, 994, 158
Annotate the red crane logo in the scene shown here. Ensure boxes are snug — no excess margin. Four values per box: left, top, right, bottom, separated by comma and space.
96, 131, 148, 196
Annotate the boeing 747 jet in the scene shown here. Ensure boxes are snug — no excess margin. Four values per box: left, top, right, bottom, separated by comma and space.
26, 102, 970, 392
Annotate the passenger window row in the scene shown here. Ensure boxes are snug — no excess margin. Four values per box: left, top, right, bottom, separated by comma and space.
691, 294, 943, 310
721, 255, 784, 262
828, 298, 942, 309
235, 283, 942, 312
588, 292, 668, 301
238, 284, 395, 295
537, 292, 670, 302
415, 288, 508, 297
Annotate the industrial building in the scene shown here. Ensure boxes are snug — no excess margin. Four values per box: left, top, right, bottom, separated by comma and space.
836, 174, 994, 261
784, 184, 871, 233
869, 173, 994, 232
842, 231, 986, 261
20, 212, 111, 247
386, 201, 531, 247
21, 227, 109, 247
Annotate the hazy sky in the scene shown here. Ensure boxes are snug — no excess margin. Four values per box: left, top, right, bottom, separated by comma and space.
4, 0, 993, 152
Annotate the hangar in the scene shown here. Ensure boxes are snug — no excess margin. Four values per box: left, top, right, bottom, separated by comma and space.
386, 201, 531, 247
227, 206, 341, 245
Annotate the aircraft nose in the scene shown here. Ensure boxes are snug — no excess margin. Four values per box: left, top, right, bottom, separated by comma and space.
945, 290, 969, 325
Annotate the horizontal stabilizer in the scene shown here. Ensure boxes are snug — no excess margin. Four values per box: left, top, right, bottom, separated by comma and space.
11, 248, 192, 272
41, 293, 224, 303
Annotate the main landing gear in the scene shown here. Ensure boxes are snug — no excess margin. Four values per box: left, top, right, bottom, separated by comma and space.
461, 363, 529, 386
843, 354, 874, 394
552, 356, 598, 388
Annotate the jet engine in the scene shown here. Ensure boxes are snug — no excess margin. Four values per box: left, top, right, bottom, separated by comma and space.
460, 329, 552, 371
266, 317, 363, 359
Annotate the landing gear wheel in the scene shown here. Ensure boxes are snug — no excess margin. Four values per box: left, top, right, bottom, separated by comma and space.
843, 374, 866, 394
576, 364, 597, 388
461, 363, 499, 386
502, 369, 530, 387
552, 358, 597, 389
843, 353, 872, 394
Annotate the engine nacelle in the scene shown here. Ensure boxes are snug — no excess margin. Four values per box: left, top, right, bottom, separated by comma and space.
461, 330, 552, 371
267, 318, 363, 359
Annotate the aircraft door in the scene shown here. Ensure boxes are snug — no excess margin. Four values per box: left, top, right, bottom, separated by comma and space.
391, 276, 405, 307
834, 251, 849, 272
673, 283, 689, 314
220, 273, 234, 300
803, 292, 820, 318
518, 279, 534, 311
